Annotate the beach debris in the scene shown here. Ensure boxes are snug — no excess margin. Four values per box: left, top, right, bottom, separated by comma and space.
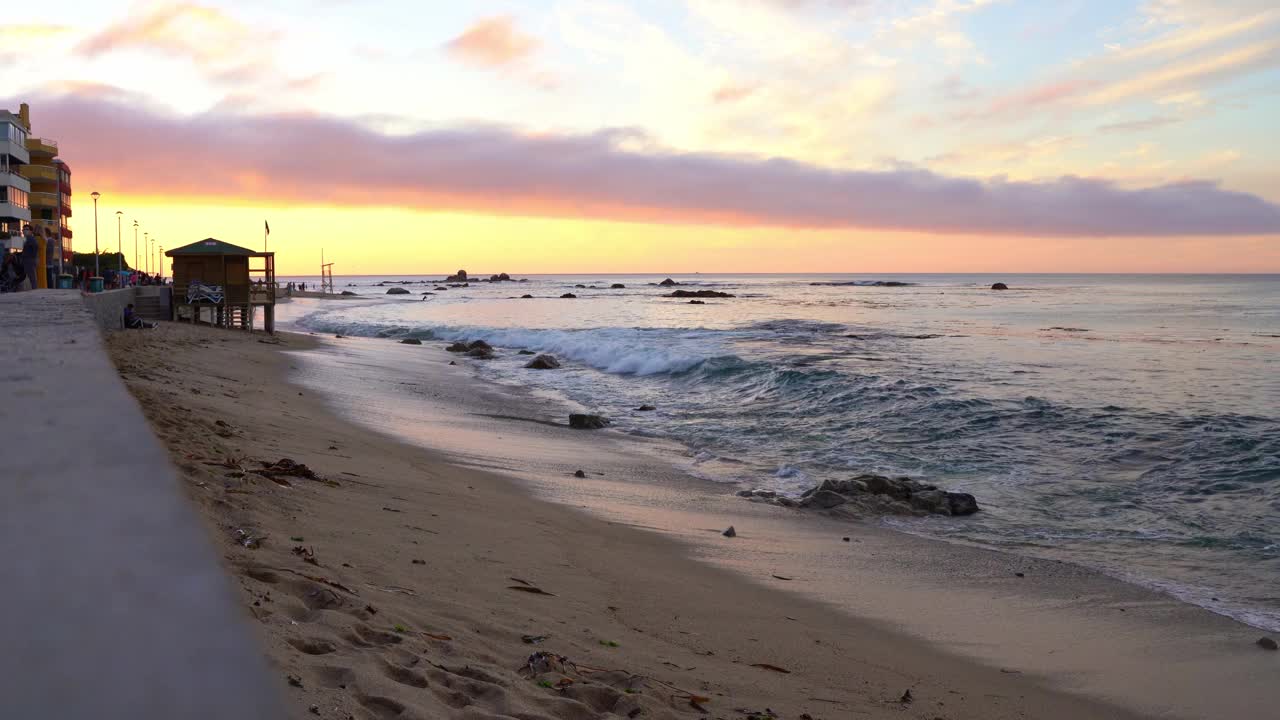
722, 526, 737, 538
569, 414, 609, 430
411, 559, 425, 565
899, 689, 913, 704
751, 663, 791, 674
399, 338, 422, 345
525, 354, 562, 370
381, 507, 402, 513
636, 405, 656, 411
659, 278, 678, 286
574, 470, 587, 478
308, 705, 320, 715
253, 458, 336, 486
560, 293, 578, 299
991, 282, 1009, 290
235, 529, 267, 549
600, 640, 620, 648
522, 635, 550, 644
1258, 636, 1278, 650
842, 537, 850, 542
508, 580, 557, 596
1015, 572, 1026, 578
292, 545, 319, 565
393, 623, 408, 633
771, 575, 793, 581
290, 536, 305, 542
365, 583, 417, 596
423, 631, 452, 641
287, 674, 303, 688
363, 604, 378, 615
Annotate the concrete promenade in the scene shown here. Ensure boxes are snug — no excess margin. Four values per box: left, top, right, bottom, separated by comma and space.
0, 290, 282, 718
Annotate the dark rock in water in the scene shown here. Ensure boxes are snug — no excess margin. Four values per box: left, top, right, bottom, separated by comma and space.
569, 414, 608, 430
803, 490, 848, 509
561, 293, 577, 299
466, 340, 492, 351
386, 287, 410, 295
1258, 636, 1278, 651
991, 282, 1009, 290
574, 470, 587, 479
446, 269, 468, 282
755, 472, 978, 518
521, 294, 534, 299
669, 289, 734, 298
525, 354, 561, 370
436, 286, 449, 291
659, 278, 678, 286
467, 347, 495, 359
445, 342, 469, 353
689, 300, 705, 305
575, 284, 586, 289
340, 290, 357, 296
636, 405, 656, 411
722, 526, 736, 538
517, 350, 537, 355
399, 338, 422, 345
611, 283, 626, 289
489, 273, 512, 282
448, 361, 457, 366
946, 492, 979, 516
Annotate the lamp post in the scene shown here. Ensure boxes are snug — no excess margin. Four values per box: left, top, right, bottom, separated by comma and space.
158, 246, 164, 282
91, 191, 101, 278
133, 221, 139, 283
115, 211, 123, 276
144, 232, 149, 274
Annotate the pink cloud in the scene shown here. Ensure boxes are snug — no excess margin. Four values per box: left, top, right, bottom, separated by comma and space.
445, 16, 540, 68
712, 83, 760, 104
14, 91, 1280, 237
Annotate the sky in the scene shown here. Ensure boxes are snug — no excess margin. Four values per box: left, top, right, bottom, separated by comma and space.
2, 0, 1279, 274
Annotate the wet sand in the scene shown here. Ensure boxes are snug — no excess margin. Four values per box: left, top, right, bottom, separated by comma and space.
106, 323, 1276, 719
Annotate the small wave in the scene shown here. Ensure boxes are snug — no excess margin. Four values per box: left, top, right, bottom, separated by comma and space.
810, 281, 918, 287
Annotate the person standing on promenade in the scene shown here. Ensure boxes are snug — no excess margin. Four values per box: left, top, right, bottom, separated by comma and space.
20, 226, 38, 291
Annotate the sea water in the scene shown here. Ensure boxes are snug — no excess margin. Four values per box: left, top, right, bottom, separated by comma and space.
277, 273, 1280, 630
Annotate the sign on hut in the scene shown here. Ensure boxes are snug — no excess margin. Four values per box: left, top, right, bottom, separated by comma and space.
165, 238, 277, 333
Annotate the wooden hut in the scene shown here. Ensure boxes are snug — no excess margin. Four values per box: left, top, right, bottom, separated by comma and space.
166, 238, 276, 333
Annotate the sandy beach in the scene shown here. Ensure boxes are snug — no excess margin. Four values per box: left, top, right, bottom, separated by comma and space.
104, 322, 1276, 720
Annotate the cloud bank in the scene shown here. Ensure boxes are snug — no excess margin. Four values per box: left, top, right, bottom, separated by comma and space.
19, 92, 1280, 237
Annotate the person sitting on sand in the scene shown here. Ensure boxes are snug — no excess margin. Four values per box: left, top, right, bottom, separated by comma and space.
123, 303, 155, 329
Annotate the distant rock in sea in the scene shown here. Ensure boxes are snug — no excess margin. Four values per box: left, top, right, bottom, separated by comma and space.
399, 338, 422, 345
561, 293, 577, 299
446, 269, 468, 282
525, 354, 561, 370
386, 287, 410, 295
991, 282, 1009, 290
659, 278, 678, 286
738, 474, 979, 518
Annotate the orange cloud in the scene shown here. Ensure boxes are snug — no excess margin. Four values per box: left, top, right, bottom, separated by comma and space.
16, 91, 1280, 238
712, 82, 760, 104
445, 16, 540, 68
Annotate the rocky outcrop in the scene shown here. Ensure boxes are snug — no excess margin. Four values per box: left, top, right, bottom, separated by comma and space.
489, 273, 512, 282
689, 300, 705, 305
991, 282, 1009, 290
738, 474, 979, 517
636, 405, 656, 411
569, 414, 608, 430
521, 294, 534, 299
561, 293, 577, 299
446, 270, 468, 282
340, 290, 357, 296
399, 338, 422, 345
445, 342, 469, 353
669, 290, 734, 298
467, 346, 495, 359
386, 287, 410, 295
525, 354, 561, 370
659, 278, 678, 287
610, 284, 626, 289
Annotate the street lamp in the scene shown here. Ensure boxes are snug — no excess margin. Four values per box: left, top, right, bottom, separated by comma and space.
91, 191, 101, 278
144, 232, 149, 274
133, 221, 139, 282
158, 246, 164, 282
115, 211, 123, 276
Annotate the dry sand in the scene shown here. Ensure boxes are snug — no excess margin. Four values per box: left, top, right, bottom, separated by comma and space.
104, 323, 1265, 720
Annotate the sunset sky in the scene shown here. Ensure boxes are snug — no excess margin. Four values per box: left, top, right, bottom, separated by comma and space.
3, 0, 1279, 273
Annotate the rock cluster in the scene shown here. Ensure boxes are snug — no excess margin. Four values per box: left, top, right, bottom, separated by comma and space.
489, 273, 512, 282
669, 290, 734, 298
738, 474, 979, 517
446, 270, 468, 282
386, 287, 410, 295
446, 340, 495, 359
659, 278, 678, 287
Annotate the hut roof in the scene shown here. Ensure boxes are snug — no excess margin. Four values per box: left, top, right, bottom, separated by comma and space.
166, 238, 264, 257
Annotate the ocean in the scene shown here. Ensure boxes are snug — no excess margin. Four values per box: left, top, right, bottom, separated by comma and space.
276, 273, 1280, 630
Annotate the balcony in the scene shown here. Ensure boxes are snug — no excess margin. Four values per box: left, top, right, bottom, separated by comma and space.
26, 137, 58, 157
19, 164, 58, 185
30, 191, 58, 208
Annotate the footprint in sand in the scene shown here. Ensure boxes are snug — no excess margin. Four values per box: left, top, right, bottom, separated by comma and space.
286, 637, 338, 656
311, 665, 357, 689
346, 623, 403, 648
356, 694, 407, 719
381, 661, 429, 689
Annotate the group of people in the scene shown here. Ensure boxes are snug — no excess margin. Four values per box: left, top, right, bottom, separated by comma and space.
1, 223, 166, 292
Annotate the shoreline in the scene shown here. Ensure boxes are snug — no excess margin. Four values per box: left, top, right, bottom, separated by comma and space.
108, 323, 1275, 719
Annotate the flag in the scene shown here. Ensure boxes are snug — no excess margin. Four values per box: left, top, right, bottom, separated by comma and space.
265, 220, 270, 235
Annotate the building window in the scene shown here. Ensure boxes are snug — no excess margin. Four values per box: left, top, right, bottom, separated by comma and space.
0, 187, 29, 209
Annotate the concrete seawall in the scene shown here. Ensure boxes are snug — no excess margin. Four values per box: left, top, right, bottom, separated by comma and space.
80, 286, 136, 330
0, 291, 282, 718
